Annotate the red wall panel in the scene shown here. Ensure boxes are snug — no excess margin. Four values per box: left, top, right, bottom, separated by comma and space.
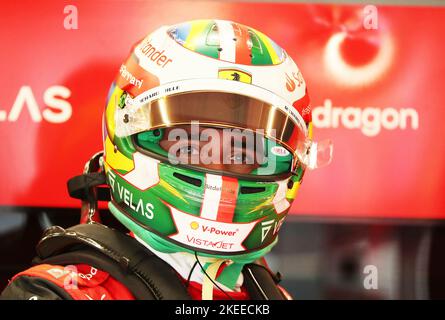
0, 1, 444, 219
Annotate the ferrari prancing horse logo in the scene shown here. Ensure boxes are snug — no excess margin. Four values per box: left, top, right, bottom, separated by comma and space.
218, 68, 252, 84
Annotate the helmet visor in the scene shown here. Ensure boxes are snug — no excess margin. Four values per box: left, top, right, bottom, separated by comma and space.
133, 126, 295, 179
115, 91, 308, 161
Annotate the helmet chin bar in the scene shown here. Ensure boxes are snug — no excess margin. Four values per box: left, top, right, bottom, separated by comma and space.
109, 199, 279, 257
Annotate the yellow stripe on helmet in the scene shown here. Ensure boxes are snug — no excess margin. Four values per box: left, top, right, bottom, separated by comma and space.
184, 20, 211, 51
105, 86, 124, 141
255, 30, 281, 65
158, 179, 189, 204
308, 122, 313, 140
104, 136, 135, 172
286, 181, 300, 200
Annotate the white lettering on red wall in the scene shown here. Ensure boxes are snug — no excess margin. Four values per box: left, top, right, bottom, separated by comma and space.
312, 99, 419, 137
0, 86, 72, 123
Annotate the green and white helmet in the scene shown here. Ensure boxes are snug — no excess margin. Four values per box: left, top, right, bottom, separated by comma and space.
103, 19, 332, 258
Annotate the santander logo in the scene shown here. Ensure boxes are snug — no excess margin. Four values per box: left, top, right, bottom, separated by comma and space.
139, 39, 173, 68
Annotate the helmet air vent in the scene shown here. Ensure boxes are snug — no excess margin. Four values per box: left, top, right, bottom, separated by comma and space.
173, 172, 202, 187
239, 186, 266, 194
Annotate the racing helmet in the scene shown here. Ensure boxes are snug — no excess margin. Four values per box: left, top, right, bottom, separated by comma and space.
103, 19, 332, 257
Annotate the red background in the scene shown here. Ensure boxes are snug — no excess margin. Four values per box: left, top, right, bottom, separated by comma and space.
1, 1, 444, 219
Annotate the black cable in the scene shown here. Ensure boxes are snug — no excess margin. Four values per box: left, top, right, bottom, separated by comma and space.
194, 251, 234, 300
186, 260, 198, 288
